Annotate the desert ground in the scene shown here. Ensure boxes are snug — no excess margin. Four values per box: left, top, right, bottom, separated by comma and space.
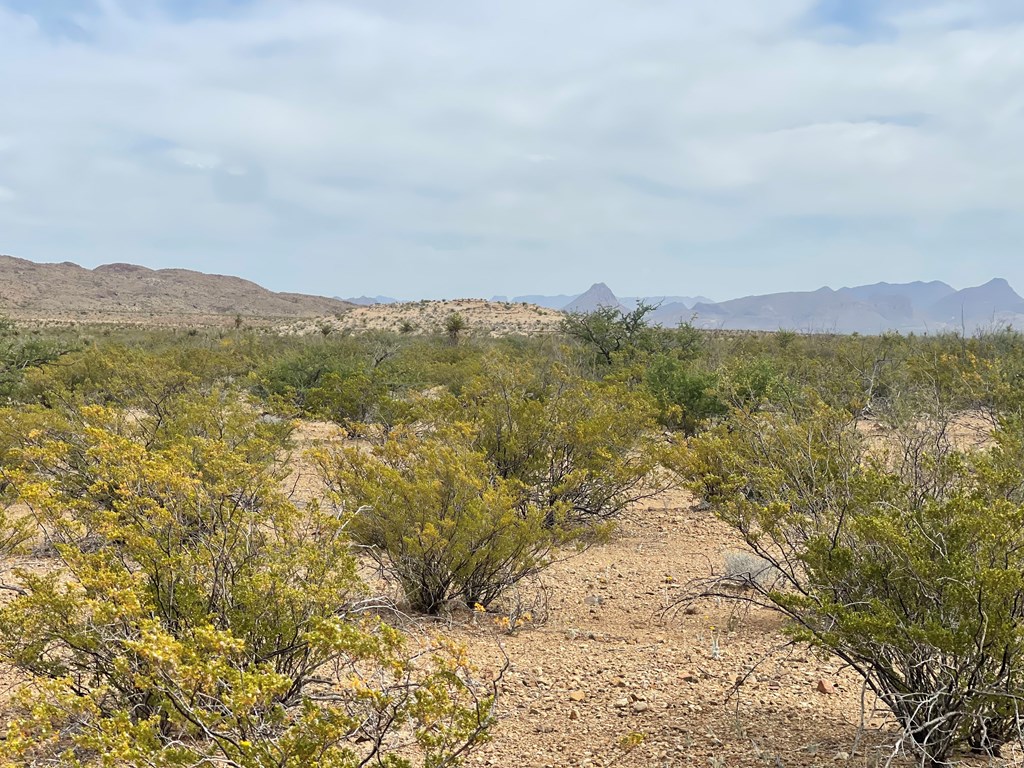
287, 422, 1003, 768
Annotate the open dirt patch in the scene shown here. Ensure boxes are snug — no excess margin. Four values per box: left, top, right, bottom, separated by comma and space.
445, 491, 920, 767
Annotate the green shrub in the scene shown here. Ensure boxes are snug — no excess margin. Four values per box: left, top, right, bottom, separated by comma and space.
0, 316, 76, 400
644, 355, 725, 434
252, 343, 386, 424
440, 356, 664, 523
316, 428, 566, 614
677, 403, 1024, 765
560, 302, 657, 366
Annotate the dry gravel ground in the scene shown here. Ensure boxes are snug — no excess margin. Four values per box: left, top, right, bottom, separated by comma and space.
450, 491, 912, 768
289, 421, 1019, 767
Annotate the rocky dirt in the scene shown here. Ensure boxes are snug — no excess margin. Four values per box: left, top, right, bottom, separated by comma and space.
288, 421, 1017, 767
447, 490, 917, 768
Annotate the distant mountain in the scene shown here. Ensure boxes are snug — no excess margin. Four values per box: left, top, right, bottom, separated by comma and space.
838, 280, 955, 309
563, 283, 623, 313
344, 295, 399, 306
620, 295, 714, 312
689, 278, 1024, 334
649, 302, 703, 326
8, 253, 1020, 336
689, 287, 893, 333
0, 254, 353, 322
926, 278, 1024, 329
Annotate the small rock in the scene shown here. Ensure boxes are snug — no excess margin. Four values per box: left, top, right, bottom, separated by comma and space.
632, 701, 650, 713
612, 698, 629, 709
816, 679, 836, 695
834, 752, 850, 761
568, 690, 586, 702
584, 595, 604, 606
569, 708, 580, 721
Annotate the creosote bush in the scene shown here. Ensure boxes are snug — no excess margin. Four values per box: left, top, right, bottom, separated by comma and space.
678, 401, 1024, 766
0, 393, 495, 767
316, 428, 572, 615
429, 356, 664, 524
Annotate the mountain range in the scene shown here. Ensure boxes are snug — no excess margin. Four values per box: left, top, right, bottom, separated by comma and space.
490, 289, 713, 313
343, 295, 400, 306
560, 279, 1024, 334
3, 253, 1023, 335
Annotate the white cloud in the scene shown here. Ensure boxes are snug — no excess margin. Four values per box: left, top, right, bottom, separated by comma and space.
0, 0, 1023, 298
167, 148, 222, 170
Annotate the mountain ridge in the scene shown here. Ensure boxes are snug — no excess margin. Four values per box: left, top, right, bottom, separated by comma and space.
556, 278, 1024, 334
0, 254, 352, 323
4, 253, 1023, 335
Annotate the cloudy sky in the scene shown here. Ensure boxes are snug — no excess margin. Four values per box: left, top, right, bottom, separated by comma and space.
2, 1, 1024, 301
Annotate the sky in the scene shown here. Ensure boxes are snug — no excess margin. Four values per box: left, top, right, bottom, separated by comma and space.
2, 1, 1024, 301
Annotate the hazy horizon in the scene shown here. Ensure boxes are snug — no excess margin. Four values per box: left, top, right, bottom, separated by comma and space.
3, 1, 1024, 300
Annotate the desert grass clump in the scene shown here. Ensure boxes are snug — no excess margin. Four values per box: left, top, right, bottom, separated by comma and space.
720, 549, 782, 590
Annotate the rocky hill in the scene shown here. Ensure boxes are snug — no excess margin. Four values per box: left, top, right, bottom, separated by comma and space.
286, 299, 563, 337
0, 255, 352, 324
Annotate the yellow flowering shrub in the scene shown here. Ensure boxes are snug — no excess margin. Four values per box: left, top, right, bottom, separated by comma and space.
0, 392, 494, 767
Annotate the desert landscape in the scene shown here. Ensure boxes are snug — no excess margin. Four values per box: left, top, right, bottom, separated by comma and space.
6, 1, 1024, 763
3, 256, 1023, 767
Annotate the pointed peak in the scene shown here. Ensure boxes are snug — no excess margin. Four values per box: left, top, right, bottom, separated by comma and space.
563, 282, 621, 313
